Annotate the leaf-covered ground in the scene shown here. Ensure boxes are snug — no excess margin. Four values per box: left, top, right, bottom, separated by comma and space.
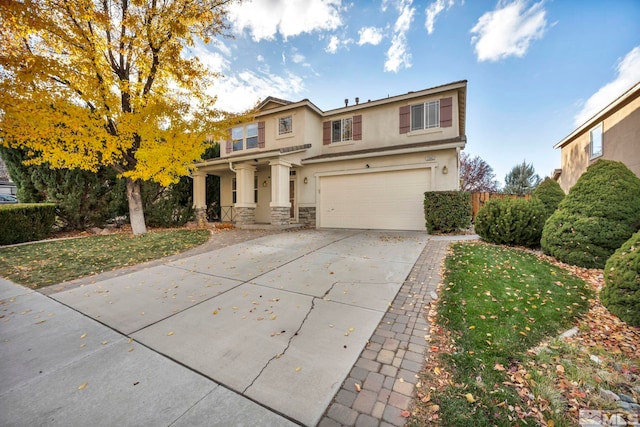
0, 228, 211, 288
409, 242, 640, 427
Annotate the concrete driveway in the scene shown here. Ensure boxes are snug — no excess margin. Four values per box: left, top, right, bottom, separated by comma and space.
1, 229, 428, 426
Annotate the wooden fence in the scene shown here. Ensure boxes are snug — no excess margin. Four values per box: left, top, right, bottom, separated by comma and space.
471, 192, 531, 219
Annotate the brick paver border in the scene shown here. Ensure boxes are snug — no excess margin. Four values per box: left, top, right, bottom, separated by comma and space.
319, 235, 476, 427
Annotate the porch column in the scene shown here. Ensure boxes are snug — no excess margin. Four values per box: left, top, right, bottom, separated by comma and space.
192, 171, 207, 226
235, 163, 256, 224
269, 159, 291, 226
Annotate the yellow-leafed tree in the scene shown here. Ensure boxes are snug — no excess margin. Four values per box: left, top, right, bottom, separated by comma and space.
0, 0, 241, 234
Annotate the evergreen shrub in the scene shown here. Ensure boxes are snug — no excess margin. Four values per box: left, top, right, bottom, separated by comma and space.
532, 177, 565, 219
601, 230, 640, 326
424, 191, 472, 234
475, 197, 546, 247
541, 160, 640, 268
0, 203, 56, 245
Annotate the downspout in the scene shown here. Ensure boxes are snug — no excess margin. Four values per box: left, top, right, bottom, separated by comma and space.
229, 162, 236, 173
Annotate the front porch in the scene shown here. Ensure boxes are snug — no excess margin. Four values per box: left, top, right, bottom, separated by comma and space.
192, 150, 314, 229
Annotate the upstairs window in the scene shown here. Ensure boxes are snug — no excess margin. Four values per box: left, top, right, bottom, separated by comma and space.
411, 100, 440, 131
590, 123, 603, 159
232, 127, 243, 151
246, 123, 258, 149
230, 123, 262, 152
331, 118, 353, 143
278, 116, 292, 135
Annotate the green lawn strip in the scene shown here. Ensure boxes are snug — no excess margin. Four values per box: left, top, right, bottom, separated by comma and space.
0, 229, 211, 288
425, 242, 592, 426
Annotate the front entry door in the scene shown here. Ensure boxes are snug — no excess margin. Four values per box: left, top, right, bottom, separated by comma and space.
289, 179, 295, 220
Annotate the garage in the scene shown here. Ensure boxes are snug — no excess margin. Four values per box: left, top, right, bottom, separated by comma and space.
318, 168, 430, 230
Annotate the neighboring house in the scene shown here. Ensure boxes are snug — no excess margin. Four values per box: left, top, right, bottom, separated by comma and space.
192, 80, 467, 231
553, 81, 640, 193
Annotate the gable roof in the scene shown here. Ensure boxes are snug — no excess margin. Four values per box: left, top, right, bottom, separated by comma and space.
554, 81, 640, 149
253, 80, 467, 135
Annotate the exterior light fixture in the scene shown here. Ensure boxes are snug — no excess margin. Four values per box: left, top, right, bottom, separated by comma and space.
303, 177, 308, 184
442, 165, 448, 175
262, 180, 268, 187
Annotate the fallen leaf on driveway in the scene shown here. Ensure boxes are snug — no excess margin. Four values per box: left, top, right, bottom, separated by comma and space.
401, 410, 411, 418
167, 331, 174, 336
77, 382, 88, 390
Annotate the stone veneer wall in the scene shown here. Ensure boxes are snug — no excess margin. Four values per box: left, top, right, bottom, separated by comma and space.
298, 207, 316, 226
270, 206, 290, 226
234, 207, 255, 224
194, 207, 207, 226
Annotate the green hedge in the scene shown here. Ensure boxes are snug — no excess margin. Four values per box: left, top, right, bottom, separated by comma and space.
541, 160, 640, 268
475, 197, 546, 247
424, 191, 471, 234
532, 177, 565, 219
0, 204, 56, 245
601, 230, 640, 326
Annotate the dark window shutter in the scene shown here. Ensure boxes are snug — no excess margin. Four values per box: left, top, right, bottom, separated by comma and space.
440, 97, 452, 128
225, 129, 232, 154
258, 121, 265, 148
323, 121, 331, 145
353, 115, 362, 140
399, 106, 410, 134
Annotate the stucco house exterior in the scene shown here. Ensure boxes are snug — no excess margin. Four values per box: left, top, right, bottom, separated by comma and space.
553, 81, 640, 193
192, 80, 467, 231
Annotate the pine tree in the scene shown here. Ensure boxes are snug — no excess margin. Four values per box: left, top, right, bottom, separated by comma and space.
503, 161, 542, 195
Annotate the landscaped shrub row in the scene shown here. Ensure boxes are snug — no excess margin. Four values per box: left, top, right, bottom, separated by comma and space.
424, 191, 472, 234
532, 177, 565, 218
0, 204, 56, 245
541, 160, 640, 269
474, 197, 546, 247
601, 229, 640, 327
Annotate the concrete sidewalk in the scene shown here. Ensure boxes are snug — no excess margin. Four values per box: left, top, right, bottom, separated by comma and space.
0, 229, 476, 426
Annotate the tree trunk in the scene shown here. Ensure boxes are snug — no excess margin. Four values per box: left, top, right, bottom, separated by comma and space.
126, 178, 147, 235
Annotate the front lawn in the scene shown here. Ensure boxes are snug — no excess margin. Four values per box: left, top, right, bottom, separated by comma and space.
0, 229, 211, 288
410, 242, 593, 426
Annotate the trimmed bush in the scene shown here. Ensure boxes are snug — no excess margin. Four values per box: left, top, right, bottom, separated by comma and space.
601, 230, 640, 326
541, 160, 640, 268
475, 197, 546, 247
532, 177, 565, 218
0, 203, 56, 245
424, 191, 472, 234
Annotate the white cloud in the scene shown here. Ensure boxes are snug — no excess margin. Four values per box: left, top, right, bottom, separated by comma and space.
358, 27, 384, 46
210, 70, 306, 113
574, 46, 640, 126
324, 35, 355, 53
228, 0, 342, 42
185, 43, 229, 73
384, 0, 415, 72
425, 0, 455, 34
470, 0, 547, 62
257, 54, 265, 62
291, 52, 306, 64
385, 33, 412, 72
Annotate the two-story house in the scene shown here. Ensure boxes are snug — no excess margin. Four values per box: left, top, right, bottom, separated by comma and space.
192, 80, 467, 231
553, 81, 640, 192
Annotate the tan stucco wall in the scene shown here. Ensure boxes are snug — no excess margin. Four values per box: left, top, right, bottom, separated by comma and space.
559, 94, 640, 192
320, 89, 460, 157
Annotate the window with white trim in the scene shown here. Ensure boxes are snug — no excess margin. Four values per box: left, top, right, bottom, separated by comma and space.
331, 118, 353, 143
232, 124, 259, 151
232, 127, 243, 151
411, 100, 439, 131
231, 176, 258, 204
278, 116, 292, 135
590, 123, 603, 159
246, 123, 258, 149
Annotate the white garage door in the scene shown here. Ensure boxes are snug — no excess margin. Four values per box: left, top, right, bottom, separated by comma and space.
318, 168, 429, 230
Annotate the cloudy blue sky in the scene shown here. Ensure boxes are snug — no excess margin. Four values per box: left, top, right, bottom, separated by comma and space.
193, 0, 640, 186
